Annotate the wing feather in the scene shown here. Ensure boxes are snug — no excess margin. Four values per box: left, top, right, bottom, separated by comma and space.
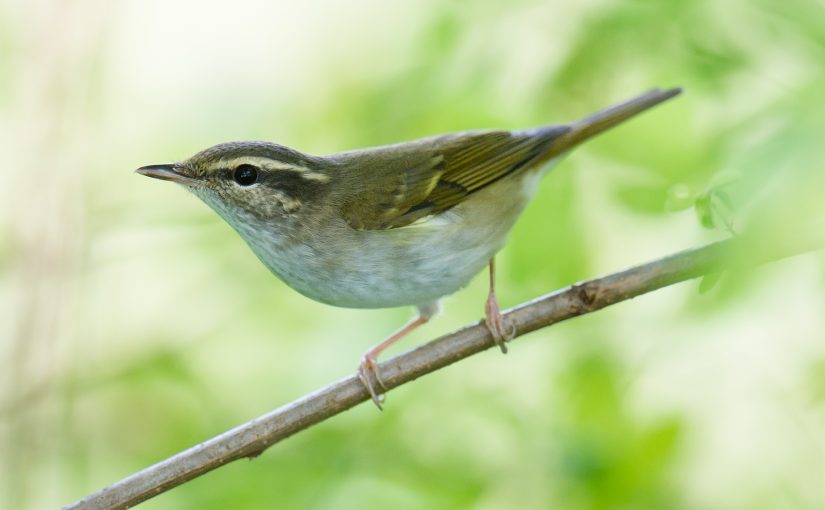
338, 87, 683, 230
341, 127, 567, 230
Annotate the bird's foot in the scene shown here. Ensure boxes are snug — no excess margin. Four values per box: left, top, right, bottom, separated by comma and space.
485, 291, 515, 354
357, 354, 387, 410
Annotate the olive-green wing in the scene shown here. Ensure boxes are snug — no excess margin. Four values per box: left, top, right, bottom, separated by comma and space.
340, 87, 683, 230
342, 127, 567, 230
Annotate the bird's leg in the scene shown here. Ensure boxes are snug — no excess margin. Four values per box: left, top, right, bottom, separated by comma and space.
484, 257, 515, 354
358, 303, 439, 409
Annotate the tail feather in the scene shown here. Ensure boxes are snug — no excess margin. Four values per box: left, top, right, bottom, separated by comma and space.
535, 87, 682, 164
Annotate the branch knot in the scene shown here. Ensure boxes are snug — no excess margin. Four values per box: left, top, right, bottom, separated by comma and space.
572, 281, 600, 313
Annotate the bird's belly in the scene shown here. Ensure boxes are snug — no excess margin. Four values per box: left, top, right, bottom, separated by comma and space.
341, 224, 504, 308
247, 168, 548, 309
254, 222, 503, 309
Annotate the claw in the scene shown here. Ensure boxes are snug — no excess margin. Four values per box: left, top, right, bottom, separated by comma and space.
484, 257, 515, 353
485, 291, 514, 353
357, 355, 387, 410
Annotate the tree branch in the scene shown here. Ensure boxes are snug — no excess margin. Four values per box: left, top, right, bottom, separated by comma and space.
64, 236, 821, 510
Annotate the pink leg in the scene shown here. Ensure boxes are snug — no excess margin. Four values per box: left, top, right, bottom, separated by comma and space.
358, 303, 437, 409
484, 258, 515, 354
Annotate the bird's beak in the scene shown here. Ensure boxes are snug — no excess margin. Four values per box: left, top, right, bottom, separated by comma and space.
135, 164, 197, 185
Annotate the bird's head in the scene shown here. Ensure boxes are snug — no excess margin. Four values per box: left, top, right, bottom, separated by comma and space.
136, 141, 332, 230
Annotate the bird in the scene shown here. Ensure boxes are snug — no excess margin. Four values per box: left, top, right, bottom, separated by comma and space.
137, 87, 682, 408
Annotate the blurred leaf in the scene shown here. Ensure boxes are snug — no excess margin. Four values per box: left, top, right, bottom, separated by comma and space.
755, 0, 825, 54
665, 184, 697, 212
694, 169, 743, 233
553, 347, 684, 509
612, 183, 670, 215
698, 271, 724, 294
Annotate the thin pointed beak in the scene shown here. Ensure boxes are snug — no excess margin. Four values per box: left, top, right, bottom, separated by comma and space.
135, 164, 197, 185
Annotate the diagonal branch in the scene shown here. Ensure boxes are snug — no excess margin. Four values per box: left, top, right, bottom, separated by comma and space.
64, 236, 821, 510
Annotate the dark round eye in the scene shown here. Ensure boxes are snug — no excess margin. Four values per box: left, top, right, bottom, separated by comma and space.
233, 164, 258, 186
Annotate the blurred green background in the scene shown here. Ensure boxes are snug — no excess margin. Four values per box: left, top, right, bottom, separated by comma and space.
2, 0, 825, 508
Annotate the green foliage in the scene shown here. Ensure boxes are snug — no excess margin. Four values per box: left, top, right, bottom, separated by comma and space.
553, 348, 683, 510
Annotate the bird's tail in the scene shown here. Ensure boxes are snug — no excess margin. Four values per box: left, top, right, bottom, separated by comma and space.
534, 87, 683, 164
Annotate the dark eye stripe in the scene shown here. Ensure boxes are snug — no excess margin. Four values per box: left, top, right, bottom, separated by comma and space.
260, 170, 326, 199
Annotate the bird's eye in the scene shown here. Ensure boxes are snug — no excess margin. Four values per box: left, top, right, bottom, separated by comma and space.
233, 164, 258, 186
